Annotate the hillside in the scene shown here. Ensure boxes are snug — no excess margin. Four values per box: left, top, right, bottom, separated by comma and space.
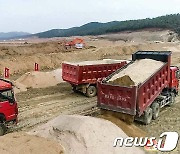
35, 21, 119, 38
0, 32, 31, 40
34, 14, 180, 38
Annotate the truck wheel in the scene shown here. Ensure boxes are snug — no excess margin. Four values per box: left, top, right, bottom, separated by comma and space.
0, 123, 6, 136
86, 86, 97, 97
151, 103, 160, 120
169, 92, 175, 106
143, 108, 152, 125
72, 86, 78, 93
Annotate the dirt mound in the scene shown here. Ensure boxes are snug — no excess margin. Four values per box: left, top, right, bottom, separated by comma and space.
13, 81, 28, 93
51, 69, 64, 82
16, 71, 58, 89
99, 29, 179, 42
29, 115, 145, 154
109, 75, 135, 86
0, 132, 64, 154
0, 41, 66, 57
14, 69, 63, 92
109, 59, 164, 86
99, 114, 147, 138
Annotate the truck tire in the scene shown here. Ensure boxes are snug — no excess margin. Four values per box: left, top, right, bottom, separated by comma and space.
151, 103, 160, 120
86, 86, 97, 97
0, 123, 6, 136
72, 86, 78, 93
143, 108, 152, 125
169, 92, 175, 106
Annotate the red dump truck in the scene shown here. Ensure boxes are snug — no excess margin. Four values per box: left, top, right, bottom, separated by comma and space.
0, 79, 18, 135
97, 51, 179, 124
62, 59, 128, 97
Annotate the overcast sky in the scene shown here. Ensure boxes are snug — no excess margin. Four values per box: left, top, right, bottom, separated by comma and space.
0, 0, 180, 33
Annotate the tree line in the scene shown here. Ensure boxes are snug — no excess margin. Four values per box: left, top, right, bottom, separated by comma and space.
35, 14, 180, 38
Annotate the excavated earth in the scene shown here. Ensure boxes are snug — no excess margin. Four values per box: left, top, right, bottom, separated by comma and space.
0, 132, 64, 154
0, 33, 180, 153
108, 59, 164, 86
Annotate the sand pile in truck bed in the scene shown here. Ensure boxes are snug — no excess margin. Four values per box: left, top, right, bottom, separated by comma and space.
29, 115, 145, 154
0, 132, 64, 154
108, 59, 164, 86
14, 69, 63, 93
66, 59, 127, 66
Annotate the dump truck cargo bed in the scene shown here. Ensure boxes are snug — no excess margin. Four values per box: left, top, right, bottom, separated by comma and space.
62, 59, 128, 85
98, 51, 171, 117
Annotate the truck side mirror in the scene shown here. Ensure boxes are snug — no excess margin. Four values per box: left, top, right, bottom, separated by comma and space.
176, 70, 180, 79
9, 97, 15, 104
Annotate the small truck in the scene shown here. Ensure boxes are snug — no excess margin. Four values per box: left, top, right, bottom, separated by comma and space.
0, 79, 18, 135
62, 59, 128, 97
97, 51, 179, 124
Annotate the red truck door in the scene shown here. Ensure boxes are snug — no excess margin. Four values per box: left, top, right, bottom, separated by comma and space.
0, 90, 17, 121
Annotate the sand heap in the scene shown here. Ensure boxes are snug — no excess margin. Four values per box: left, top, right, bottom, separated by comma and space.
108, 59, 164, 86
14, 69, 63, 93
13, 81, 28, 93
98, 114, 147, 138
29, 115, 145, 154
0, 132, 64, 154
66, 59, 127, 66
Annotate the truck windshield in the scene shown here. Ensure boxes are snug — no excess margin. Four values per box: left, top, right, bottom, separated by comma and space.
0, 90, 14, 102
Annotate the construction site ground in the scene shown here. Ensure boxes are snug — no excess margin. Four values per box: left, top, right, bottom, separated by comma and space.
1, 29, 180, 153
14, 83, 97, 132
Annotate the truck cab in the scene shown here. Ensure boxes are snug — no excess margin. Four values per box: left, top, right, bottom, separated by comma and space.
0, 79, 18, 135
169, 66, 179, 93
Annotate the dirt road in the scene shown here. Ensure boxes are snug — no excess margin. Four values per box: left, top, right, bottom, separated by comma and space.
138, 95, 180, 153
13, 83, 97, 132
14, 82, 180, 153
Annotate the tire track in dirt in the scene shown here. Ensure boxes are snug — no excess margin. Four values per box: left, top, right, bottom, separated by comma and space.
138, 95, 180, 153
14, 88, 97, 132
